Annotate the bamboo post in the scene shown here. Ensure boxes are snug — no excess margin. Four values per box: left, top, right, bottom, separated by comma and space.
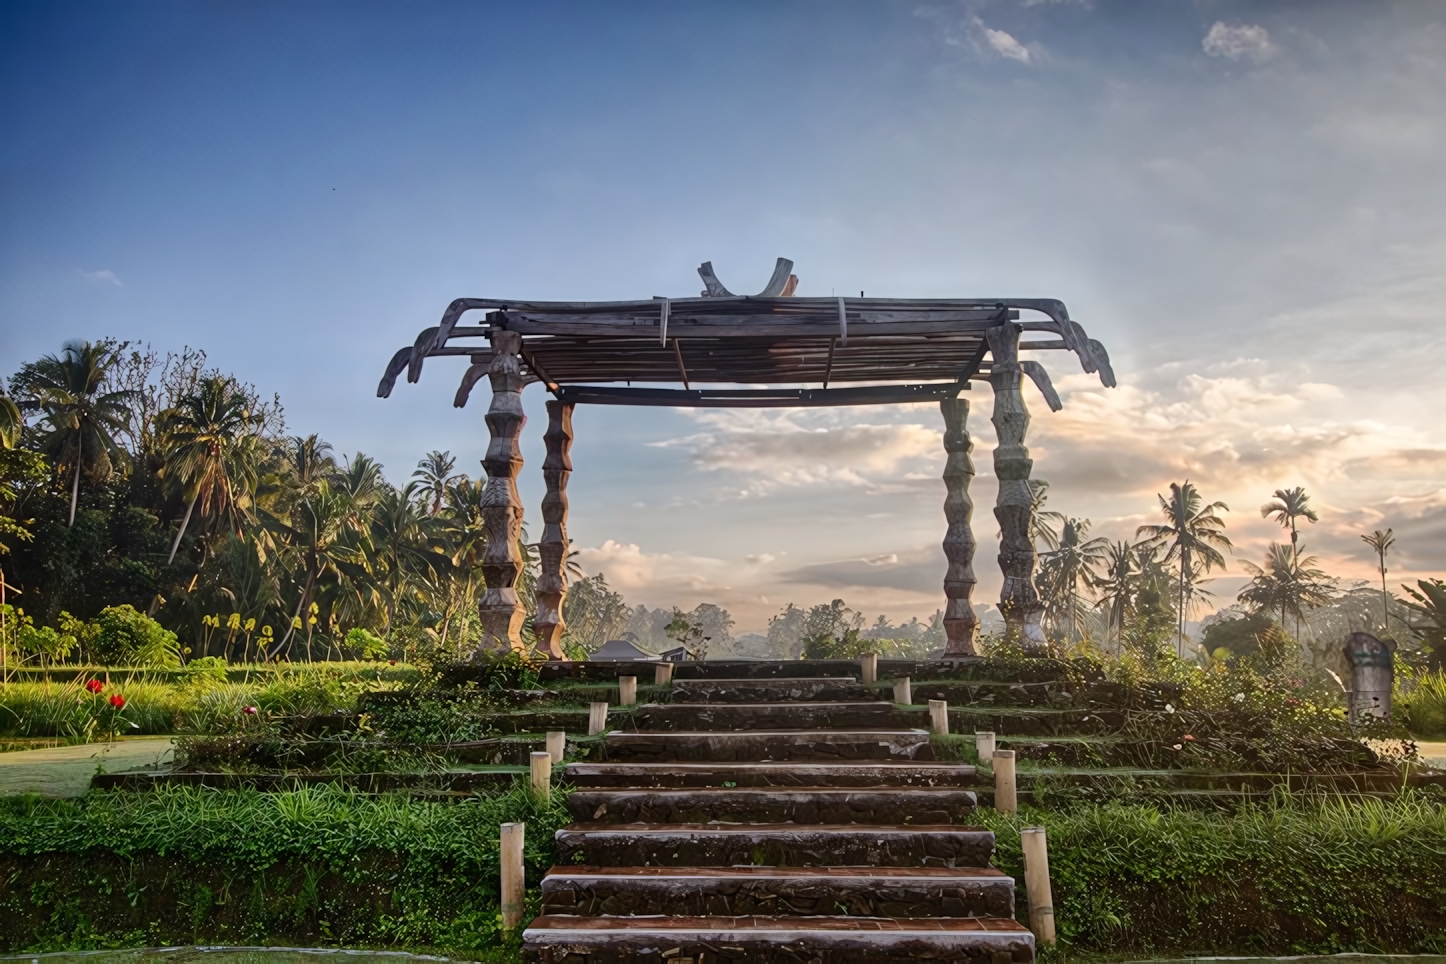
929, 699, 949, 735
975, 730, 996, 763
993, 749, 1017, 813
893, 677, 912, 705
588, 701, 609, 736
530, 751, 552, 798
860, 653, 877, 685
500, 821, 525, 930
618, 675, 637, 706
1021, 826, 1056, 945
546, 730, 565, 764
654, 662, 673, 685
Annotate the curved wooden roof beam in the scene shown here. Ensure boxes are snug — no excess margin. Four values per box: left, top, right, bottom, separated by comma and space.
697, 257, 797, 298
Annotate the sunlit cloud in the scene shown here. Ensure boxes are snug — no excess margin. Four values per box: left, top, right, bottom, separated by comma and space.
1202, 22, 1276, 63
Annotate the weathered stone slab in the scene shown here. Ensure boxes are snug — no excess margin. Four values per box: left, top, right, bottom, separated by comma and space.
522, 914, 1034, 963
603, 729, 933, 763
553, 823, 995, 868
672, 678, 875, 703
541, 865, 1015, 919
630, 701, 902, 730
566, 787, 978, 825
565, 761, 977, 789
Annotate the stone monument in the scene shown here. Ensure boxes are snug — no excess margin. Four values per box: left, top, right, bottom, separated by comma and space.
1343, 631, 1396, 721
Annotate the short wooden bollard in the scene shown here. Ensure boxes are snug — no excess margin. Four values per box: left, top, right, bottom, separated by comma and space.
530, 751, 552, 798
500, 822, 525, 930
1021, 826, 1056, 945
546, 730, 565, 764
618, 675, 638, 706
975, 730, 996, 763
860, 653, 878, 684
654, 662, 673, 686
893, 676, 912, 705
993, 749, 1018, 813
588, 701, 609, 735
929, 699, 949, 735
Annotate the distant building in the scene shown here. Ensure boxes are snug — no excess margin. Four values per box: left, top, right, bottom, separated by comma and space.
591, 638, 659, 661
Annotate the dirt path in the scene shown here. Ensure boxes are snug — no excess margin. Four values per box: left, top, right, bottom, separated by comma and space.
0, 738, 173, 797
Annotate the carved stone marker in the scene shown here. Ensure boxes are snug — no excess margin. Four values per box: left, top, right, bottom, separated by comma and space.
1343, 631, 1396, 721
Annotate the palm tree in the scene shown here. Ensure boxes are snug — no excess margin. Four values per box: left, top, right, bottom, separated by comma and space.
1137, 481, 1232, 655
1261, 487, 1318, 566
154, 376, 261, 563
0, 393, 21, 449
265, 479, 358, 659
1094, 541, 1136, 649
1027, 480, 1065, 552
1037, 518, 1109, 643
364, 482, 449, 632
1361, 529, 1395, 635
1237, 543, 1335, 637
413, 450, 460, 515
21, 342, 133, 525
1402, 579, 1446, 672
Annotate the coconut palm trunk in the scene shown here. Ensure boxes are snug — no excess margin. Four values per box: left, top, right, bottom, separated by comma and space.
68, 437, 82, 526
167, 493, 198, 564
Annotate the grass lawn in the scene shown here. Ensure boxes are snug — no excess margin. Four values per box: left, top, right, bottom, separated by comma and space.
0, 737, 172, 797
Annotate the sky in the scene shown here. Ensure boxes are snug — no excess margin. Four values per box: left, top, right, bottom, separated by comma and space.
2, 0, 1444, 633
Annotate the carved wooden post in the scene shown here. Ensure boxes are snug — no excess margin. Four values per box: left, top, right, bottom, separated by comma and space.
987, 323, 1047, 654
941, 398, 979, 656
534, 400, 575, 660
478, 329, 528, 655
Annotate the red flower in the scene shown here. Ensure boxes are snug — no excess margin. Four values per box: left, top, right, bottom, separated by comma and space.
109, 694, 126, 708
85, 679, 104, 694
244, 706, 258, 716
1183, 734, 1196, 741
388, 660, 397, 665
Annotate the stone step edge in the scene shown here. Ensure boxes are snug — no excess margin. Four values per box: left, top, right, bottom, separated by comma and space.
523, 914, 1033, 936
558, 822, 992, 834
544, 865, 1013, 880
605, 728, 931, 736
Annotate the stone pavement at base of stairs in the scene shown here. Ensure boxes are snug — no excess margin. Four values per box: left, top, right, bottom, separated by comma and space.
0, 737, 174, 797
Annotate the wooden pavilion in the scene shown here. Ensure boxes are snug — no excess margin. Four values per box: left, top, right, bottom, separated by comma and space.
379, 258, 1116, 659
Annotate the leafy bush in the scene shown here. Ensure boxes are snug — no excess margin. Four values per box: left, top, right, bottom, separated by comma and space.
980, 794, 1446, 953
344, 627, 391, 660
0, 783, 571, 952
87, 605, 181, 668
1399, 668, 1446, 738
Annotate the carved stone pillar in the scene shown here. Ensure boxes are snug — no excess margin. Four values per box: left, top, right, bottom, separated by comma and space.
533, 400, 575, 661
477, 329, 528, 655
941, 397, 979, 657
987, 323, 1047, 654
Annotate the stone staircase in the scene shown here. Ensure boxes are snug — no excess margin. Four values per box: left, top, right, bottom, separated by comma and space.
523, 666, 1034, 963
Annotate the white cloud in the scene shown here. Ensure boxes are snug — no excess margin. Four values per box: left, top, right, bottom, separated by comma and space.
1202, 22, 1276, 63
79, 269, 122, 287
653, 408, 942, 495
983, 26, 1032, 64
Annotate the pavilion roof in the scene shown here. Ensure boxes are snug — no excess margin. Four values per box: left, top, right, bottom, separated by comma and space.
379, 260, 1115, 408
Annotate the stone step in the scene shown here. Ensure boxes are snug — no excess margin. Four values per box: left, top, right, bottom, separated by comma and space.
541, 865, 1015, 918
629, 701, 900, 730
603, 729, 934, 763
553, 823, 995, 868
567, 787, 978, 824
522, 915, 1034, 963
671, 677, 875, 703
565, 761, 977, 788
536, 659, 941, 683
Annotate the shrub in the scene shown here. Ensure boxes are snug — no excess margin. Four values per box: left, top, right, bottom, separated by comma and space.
344, 627, 390, 660
87, 605, 181, 668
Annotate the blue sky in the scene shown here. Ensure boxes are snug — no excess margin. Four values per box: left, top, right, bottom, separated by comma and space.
3, 1, 1444, 631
